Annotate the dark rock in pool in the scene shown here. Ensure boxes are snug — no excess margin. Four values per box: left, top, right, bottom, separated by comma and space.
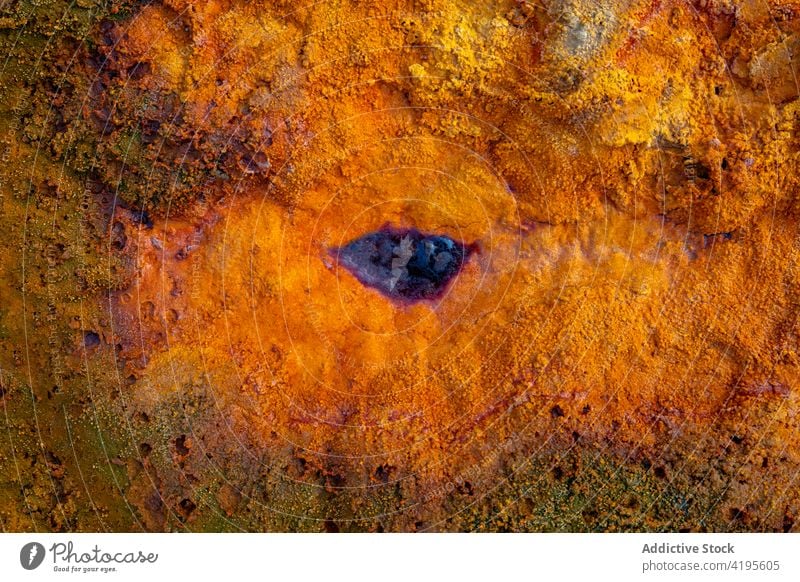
330, 227, 474, 303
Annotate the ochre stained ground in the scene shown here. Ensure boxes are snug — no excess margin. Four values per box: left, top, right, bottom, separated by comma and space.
1, 0, 799, 531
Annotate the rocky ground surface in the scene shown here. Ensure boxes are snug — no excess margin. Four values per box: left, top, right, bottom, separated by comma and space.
0, 0, 798, 532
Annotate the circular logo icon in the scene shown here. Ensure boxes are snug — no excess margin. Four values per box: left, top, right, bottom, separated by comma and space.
20, 542, 46, 570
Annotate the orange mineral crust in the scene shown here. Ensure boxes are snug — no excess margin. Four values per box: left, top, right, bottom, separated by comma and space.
0, 0, 799, 532
95, 0, 800, 529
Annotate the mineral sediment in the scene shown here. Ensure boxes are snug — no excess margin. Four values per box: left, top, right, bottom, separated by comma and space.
0, 0, 798, 532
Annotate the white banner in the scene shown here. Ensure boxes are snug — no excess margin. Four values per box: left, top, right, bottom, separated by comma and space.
1, 533, 797, 581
